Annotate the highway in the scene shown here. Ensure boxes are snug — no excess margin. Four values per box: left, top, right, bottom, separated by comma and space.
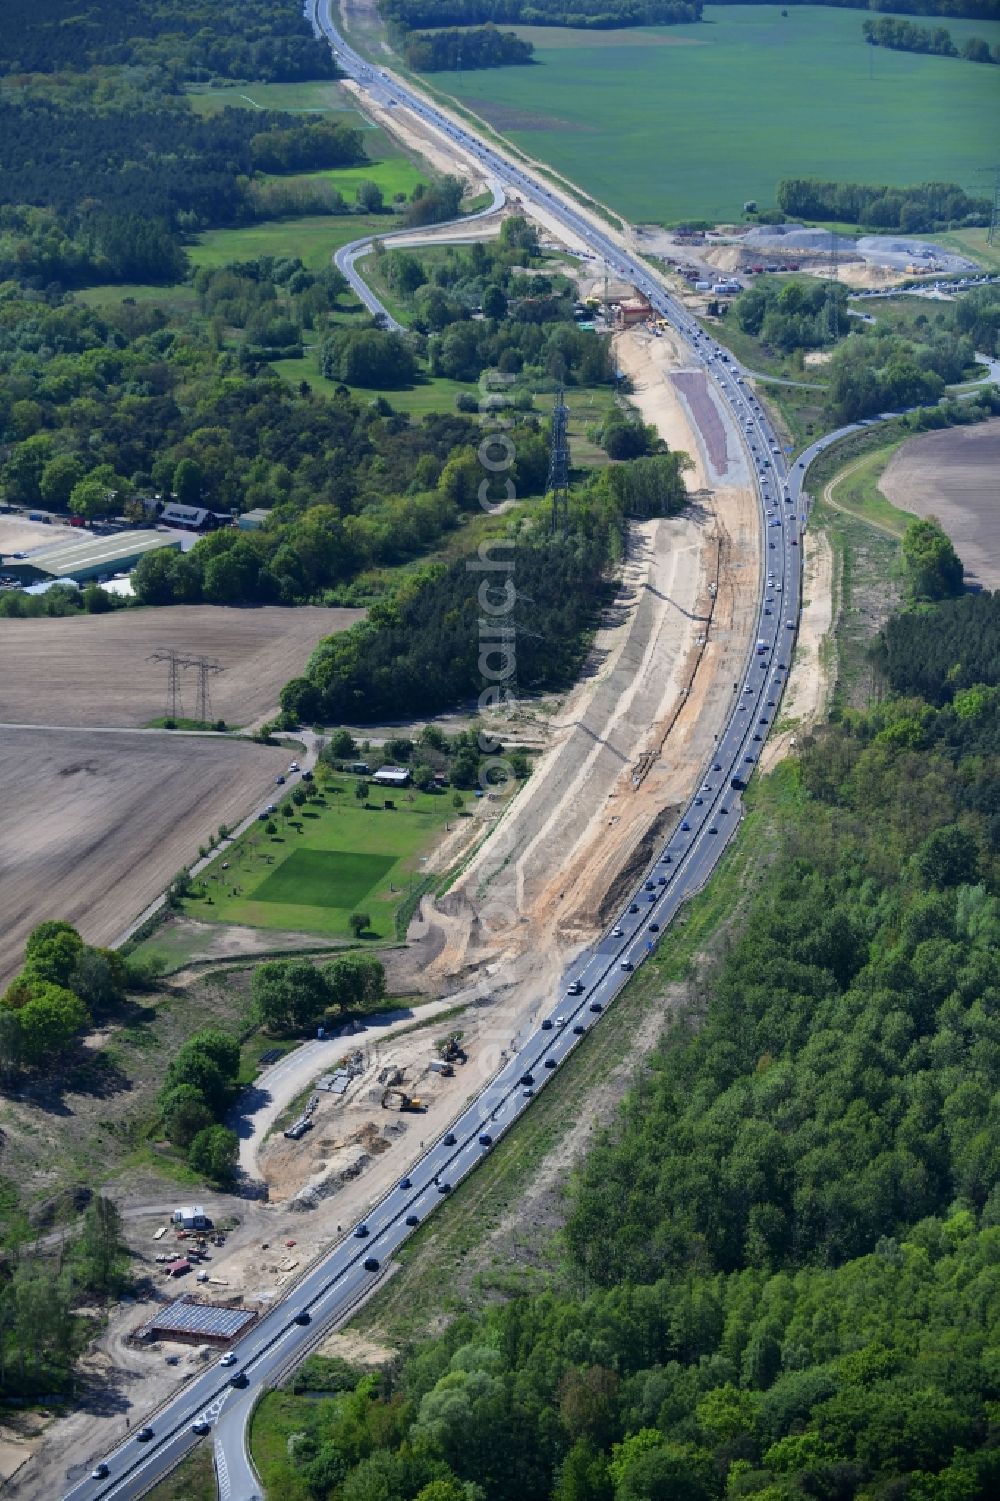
59, 7, 894, 1500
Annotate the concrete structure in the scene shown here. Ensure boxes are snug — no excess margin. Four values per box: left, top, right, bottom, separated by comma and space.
1, 531, 180, 585
132, 1296, 257, 1348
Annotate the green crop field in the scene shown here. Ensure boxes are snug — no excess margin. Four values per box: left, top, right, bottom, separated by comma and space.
438, 5, 1000, 225
185, 80, 355, 115
181, 773, 459, 940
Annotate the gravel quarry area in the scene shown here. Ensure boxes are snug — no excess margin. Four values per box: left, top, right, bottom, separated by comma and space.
742, 223, 978, 274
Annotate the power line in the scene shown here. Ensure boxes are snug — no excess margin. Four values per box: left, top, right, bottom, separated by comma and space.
548, 387, 571, 535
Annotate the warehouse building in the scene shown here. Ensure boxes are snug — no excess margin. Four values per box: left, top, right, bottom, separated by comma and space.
1, 530, 180, 586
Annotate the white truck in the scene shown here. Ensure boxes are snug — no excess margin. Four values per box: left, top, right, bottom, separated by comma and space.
172, 1205, 210, 1230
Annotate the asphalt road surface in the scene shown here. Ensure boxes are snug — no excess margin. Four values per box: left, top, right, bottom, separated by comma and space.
59, 7, 924, 1498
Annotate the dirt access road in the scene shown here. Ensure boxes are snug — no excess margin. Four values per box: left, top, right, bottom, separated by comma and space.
0, 604, 361, 729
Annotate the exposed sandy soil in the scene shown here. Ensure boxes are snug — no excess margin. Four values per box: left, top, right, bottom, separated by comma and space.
760, 527, 835, 773
0, 605, 361, 729
408, 324, 759, 1014
878, 418, 1000, 591
0, 728, 288, 985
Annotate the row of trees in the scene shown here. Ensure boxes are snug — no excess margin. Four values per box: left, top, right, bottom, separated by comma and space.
382, 0, 701, 30
0, 922, 128, 1076
775, 176, 991, 232
824, 324, 977, 423
403, 24, 535, 71
879, 587, 1000, 704
863, 16, 1000, 62
157, 1028, 241, 1181
251, 954, 386, 1034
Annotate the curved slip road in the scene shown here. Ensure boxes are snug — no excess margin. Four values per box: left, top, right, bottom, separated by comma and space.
59, 6, 959, 1498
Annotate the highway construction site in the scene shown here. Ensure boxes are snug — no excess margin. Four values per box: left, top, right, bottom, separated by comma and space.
10, 59, 832, 1500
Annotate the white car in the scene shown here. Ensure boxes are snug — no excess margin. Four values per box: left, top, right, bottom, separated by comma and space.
219, 1352, 238, 1367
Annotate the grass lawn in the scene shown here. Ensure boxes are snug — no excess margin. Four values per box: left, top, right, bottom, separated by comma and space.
822, 441, 916, 539
270, 159, 426, 204
273, 351, 482, 414
143, 1442, 216, 1501
180, 773, 460, 940
187, 213, 402, 273
74, 283, 199, 311
434, 6, 1000, 225
185, 80, 357, 114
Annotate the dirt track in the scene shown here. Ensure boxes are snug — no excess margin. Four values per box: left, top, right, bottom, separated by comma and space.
878, 418, 1000, 591
0, 729, 287, 985
0, 605, 361, 729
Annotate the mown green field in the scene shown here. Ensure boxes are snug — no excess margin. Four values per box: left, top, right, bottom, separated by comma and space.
439, 5, 1000, 225
262, 158, 427, 203
185, 80, 353, 114
180, 773, 460, 940
187, 212, 395, 272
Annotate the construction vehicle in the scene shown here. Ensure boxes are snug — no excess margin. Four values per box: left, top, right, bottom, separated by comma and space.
382, 1087, 425, 1112
438, 1035, 468, 1065
428, 1059, 454, 1077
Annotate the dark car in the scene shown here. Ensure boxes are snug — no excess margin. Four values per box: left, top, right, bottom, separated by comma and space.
354, 1224, 369, 1238
443, 1132, 456, 1146
275, 775, 285, 785
405, 1213, 420, 1227
657, 876, 666, 885
709, 826, 718, 835
229, 1371, 248, 1388
544, 1058, 557, 1069
520, 1072, 534, 1087
91, 1463, 110, 1478
437, 1181, 452, 1194
294, 1311, 311, 1325
573, 1023, 585, 1035
257, 811, 268, 821
621, 959, 634, 971
680, 821, 691, 832
364, 1257, 380, 1272
590, 1000, 603, 1012
398, 1177, 411, 1191
137, 1428, 154, 1443
541, 1019, 553, 1031
478, 1133, 493, 1147
191, 1420, 211, 1436
650, 922, 660, 933
661, 854, 671, 864
644, 880, 654, 891
629, 902, 639, 913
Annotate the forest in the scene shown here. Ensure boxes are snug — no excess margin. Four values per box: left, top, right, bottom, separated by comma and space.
862, 15, 1000, 61
403, 25, 535, 71
253, 580, 1000, 1500
775, 178, 990, 232
0, 0, 340, 81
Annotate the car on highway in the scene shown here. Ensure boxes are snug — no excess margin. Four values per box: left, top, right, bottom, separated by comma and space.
219, 1352, 238, 1366
478, 1133, 493, 1147
137, 1427, 155, 1442
364, 1256, 381, 1271
294, 1310, 311, 1325
91, 1463, 110, 1479
354, 1224, 369, 1238
406, 1213, 420, 1226
437, 1181, 452, 1193
541, 1018, 553, 1031
398, 1177, 411, 1190
443, 1132, 457, 1145
544, 1057, 557, 1068
621, 959, 633, 971
191, 1420, 211, 1436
